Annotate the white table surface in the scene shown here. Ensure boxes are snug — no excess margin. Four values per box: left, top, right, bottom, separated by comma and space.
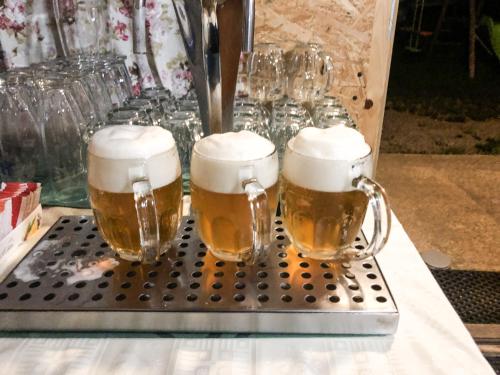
0, 206, 494, 375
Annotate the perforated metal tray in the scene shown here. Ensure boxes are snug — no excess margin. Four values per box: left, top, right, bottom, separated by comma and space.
0, 216, 399, 334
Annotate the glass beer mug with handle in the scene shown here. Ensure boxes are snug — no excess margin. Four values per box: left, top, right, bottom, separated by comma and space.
281, 126, 391, 261
88, 125, 183, 263
190, 131, 279, 263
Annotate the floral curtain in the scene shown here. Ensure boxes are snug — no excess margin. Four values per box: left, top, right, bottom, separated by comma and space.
0, 0, 191, 97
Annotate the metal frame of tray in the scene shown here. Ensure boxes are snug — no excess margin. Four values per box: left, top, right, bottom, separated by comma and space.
0, 216, 398, 334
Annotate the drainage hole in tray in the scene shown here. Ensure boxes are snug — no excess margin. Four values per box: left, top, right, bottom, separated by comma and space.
139, 294, 150, 302
170, 271, 180, 278
126, 271, 136, 278
98, 281, 109, 289
281, 295, 292, 302
44, 293, 55, 301
214, 271, 224, 277
329, 295, 340, 303
116, 294, 126, 301
235, 271, 245, 278
234, 281, 245, 290
371, 284, 382, 291
75, 281, 86, 289
257, 282, 268, 290
148, 271, 158, 278
376, 296, 387, 303
258, 294, 269, 302
29, 281, 41, 288
163, 294, 174, 302
353, 296, 364, 303
234, 294, 245, 302
280, 282, 291, 290
305, 295, 316, 303
144, 282, 155, 289
326, 283, 337, 291
166, 282, 177, 289
191, 271, 202, 278
257, 271, 268, 278
186, 294, 197, 302
212, 282, 222, 290
68, 293, 79, 301
6, 281, 17, 288
210, 294, 221, 302
303, 283, 314, 290
190, 282, 200, 289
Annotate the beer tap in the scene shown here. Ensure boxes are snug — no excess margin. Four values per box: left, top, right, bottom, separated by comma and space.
172, 0, 255, 135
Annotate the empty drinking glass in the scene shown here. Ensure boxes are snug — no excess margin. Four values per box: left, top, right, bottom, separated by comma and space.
286, 43, 334, 103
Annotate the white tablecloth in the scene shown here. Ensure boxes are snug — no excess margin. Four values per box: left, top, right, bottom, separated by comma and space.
0, 207, 493, 374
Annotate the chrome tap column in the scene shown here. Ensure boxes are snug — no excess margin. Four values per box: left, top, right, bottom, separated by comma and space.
172, 0, 254, 135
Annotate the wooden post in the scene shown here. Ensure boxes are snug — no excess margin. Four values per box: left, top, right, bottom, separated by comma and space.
469, 0, 476, 79
358, 0, 399, 169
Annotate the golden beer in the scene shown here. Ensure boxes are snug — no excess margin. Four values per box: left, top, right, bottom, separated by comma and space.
281, 126, 391, 261
191, 182, 278, 261
190, 131, 279, 262
88, 125, 182, 262
89, 176, 183, 261
281, 176, 368, 259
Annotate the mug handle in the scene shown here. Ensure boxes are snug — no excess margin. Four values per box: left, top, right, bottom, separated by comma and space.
241, 178, 272, 264
132, 178, 160, 263
321, 52, 335, 93
347, 176, 392, 260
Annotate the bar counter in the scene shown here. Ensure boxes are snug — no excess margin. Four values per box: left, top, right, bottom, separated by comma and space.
0, 205, 493, 374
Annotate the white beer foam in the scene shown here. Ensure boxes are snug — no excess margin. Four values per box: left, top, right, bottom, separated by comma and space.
290, 126, 371, 160
191, 131, 278, 194
88, 125, 181, 193
89, 125, 176, 159
283, 126, 373, 192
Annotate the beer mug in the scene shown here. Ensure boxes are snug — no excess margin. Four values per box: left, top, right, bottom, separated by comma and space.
281, 126, 391, 261
88, 125, 183, 263
190, 131, 279, 263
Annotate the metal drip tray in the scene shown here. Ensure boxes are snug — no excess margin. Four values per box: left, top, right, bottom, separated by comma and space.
0, 216, 399, 334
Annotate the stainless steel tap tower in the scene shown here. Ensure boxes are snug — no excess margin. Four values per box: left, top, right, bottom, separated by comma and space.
172, 0, 255, 135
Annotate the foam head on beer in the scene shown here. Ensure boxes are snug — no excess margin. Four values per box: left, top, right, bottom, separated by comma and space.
190, 131, 279, 261
283, 126, 373, 193
88, 125, 183, 261
191, 130, 278, 194
88, 125, 181, 193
